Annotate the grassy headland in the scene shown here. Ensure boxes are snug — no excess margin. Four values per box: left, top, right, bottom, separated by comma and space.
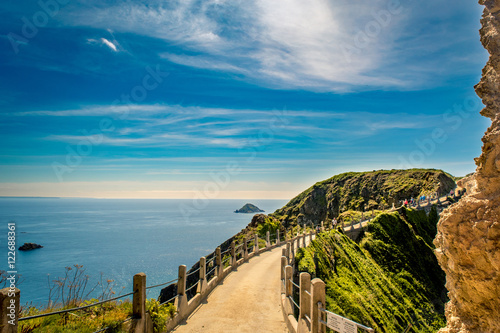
271, 168, 455, 228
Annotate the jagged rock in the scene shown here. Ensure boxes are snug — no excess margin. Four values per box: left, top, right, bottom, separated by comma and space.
18, 243, 43, 251
434, 1, 500, 332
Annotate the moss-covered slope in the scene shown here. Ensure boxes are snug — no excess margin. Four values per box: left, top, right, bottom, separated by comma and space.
272, 169, 455, 227
295, 207, 446, 332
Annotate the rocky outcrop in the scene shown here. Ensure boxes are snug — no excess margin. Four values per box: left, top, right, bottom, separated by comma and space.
234, 203, 264, 213
433, 1, 500, 332
272, 169, 455, 227
249, 213, 268, 227
18, 243, 43, 251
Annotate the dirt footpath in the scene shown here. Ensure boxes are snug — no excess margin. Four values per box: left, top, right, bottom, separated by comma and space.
172, 245, 288, 333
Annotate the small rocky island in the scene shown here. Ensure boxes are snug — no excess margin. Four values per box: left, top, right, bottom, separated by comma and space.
19, 243, 43, 251
234, 203, 264, 214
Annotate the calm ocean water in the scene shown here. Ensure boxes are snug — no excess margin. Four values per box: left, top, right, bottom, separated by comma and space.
0, 198, 288, 307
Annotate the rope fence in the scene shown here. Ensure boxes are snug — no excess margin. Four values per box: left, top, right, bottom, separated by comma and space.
159, 294, 178, 306
92, 316, 136, 333
19, 291, 136, 321
289, 295, 300, 311
290, 279, 300, 290
186, 267, 201, 277
15, 222, 344, 332
185, 280, 199, 294
206, 256, 216, 265
145, 278, 179, 290
206, 266, 218, 277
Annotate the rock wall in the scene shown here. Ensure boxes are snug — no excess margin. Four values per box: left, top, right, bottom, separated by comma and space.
433, 1, 500, 332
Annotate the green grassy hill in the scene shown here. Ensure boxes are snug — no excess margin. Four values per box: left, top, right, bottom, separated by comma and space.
271, 169, 455, 227
295, 207, 446, 332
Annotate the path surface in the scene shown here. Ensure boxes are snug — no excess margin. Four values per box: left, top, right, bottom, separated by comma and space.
172, 245, 288, 333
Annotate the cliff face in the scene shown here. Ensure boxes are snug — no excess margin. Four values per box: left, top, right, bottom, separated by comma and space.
433, 1, 500, 332
272, 169, 455, 227
295, 208, 446, 332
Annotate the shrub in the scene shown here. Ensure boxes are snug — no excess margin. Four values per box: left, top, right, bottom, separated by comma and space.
146, 299, 176, 333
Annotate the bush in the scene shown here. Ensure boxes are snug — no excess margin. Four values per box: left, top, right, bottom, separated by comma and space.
146, 299, 176, 333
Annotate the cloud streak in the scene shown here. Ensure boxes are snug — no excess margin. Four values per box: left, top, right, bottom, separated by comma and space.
57, 0, 481, 92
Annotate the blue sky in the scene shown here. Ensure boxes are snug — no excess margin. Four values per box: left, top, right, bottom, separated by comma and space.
0, 0, 490, 199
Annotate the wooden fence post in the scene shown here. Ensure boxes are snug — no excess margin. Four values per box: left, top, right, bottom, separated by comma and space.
298, 272, 312, 333
132, 273, 146, 319
215, 247, 222, 277
176, 266, 188, 317
286, 242, 291, 264
198, 257, 207, 294
311, 278, 326, 333
276, 229, 281, 246
0, 287, 19, 333
231, 241, 236, 267
132, 273, 148, 333
285, 265, 294, 316
254, 234, 259, 254
243, 237, 248, 261
281, 256, 287, 293
266, 231, 271, 249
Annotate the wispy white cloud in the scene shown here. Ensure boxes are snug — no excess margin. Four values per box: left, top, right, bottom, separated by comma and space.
15, 104, 165, 117
24, 103, 443, 150
58, 0, 481, 91
87, 37, 119, 52
100, 38, 118, 51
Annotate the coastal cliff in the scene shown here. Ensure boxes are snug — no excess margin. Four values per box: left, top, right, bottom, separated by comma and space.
433, 1, 500, 332
296, 208, 446, 331
271, 169, 455, 227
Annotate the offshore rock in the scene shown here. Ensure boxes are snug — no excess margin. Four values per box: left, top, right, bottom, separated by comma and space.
18, 243, 43, 251
434, 1, 500, 332
234, 203, 264, 214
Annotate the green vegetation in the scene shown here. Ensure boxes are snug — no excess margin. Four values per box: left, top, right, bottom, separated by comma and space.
19, 300, 133, 333
256, 216, 280, 238
146, 299, 176, 333
337, 209, 381, 224
295, 207, 446, 332
272, 169, 456, 227
18, 266, 176, 333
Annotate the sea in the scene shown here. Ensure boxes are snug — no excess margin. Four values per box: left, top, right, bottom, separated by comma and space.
0, 198, 288, 307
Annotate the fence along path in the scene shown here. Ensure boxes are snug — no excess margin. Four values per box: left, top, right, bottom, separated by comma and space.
172, 244, 288, 333
7, 198, 454, 332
